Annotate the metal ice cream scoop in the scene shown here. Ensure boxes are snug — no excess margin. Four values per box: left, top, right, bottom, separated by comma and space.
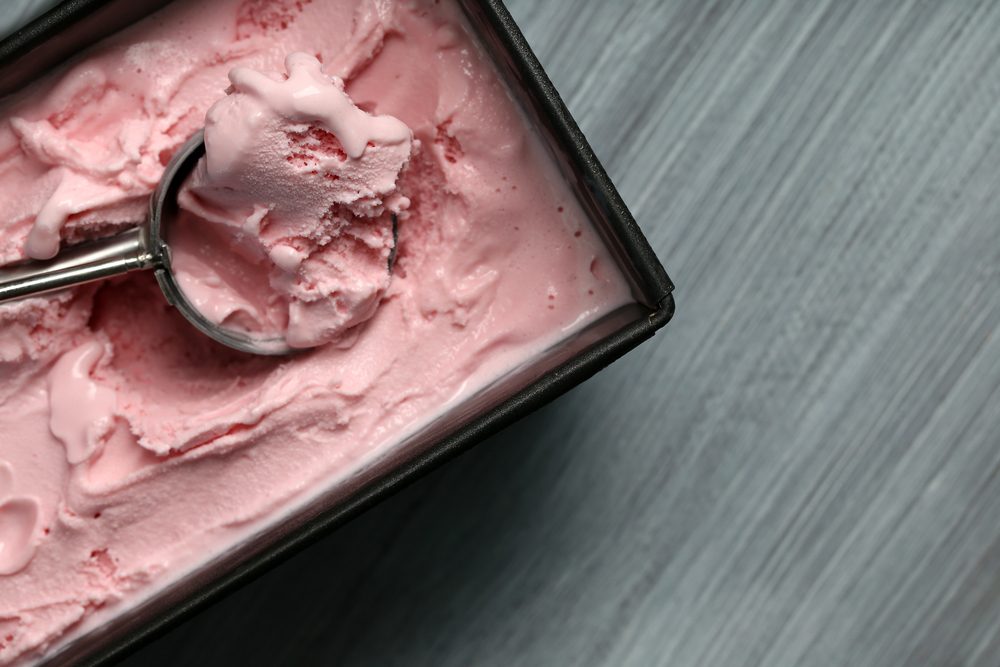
0, 131, 397, 356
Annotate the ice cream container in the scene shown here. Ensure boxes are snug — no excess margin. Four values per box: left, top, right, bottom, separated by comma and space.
0, 1, 673, 665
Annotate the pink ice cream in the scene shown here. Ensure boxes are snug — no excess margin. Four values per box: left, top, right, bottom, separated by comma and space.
175, 52, 414, 347
0, 0, 634, 664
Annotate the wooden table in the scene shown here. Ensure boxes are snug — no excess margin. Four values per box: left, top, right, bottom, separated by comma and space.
118, 1, 1000, 664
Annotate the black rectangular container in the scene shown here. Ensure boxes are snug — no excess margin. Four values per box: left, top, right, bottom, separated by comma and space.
0, 1, 674, 664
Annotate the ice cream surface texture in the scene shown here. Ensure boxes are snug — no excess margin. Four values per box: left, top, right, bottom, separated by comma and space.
0, 0, 633, 664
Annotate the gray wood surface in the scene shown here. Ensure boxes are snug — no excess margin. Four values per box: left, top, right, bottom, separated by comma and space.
104, 0, 1000, 664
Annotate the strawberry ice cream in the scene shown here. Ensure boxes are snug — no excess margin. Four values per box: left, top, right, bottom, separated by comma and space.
0, 0, 635, 664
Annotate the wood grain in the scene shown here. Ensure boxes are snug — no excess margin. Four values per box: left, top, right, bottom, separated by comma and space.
101, 0, 1000, 664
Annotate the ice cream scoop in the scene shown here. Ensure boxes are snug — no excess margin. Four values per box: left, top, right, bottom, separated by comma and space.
0, 131, 301, 354
173, 53, 412, 349
0, 54, 411, 355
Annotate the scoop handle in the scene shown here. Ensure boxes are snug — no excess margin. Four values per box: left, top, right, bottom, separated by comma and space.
0, 227, 155, 302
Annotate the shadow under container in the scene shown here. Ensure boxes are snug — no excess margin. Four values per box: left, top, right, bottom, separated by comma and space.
0, 1, 675, 664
